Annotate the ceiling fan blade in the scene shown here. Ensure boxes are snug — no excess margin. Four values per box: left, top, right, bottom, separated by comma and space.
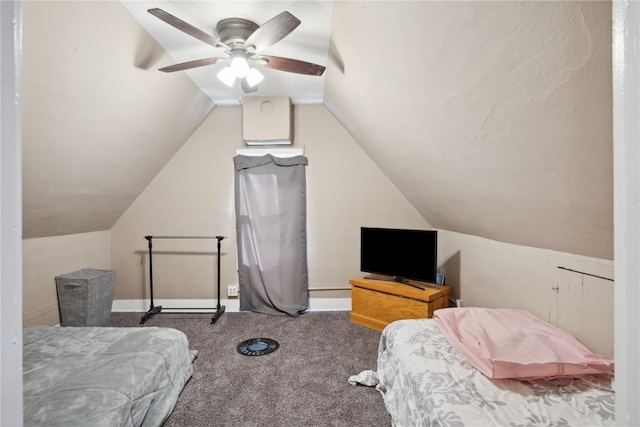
241, 78, 258, 94
159, 57, 226, 73
258, 55, 326, 76
244, 11, 301, 53
148, 8, 228, 51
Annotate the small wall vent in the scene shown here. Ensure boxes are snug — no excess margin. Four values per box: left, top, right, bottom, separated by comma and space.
242, 96, 292, 146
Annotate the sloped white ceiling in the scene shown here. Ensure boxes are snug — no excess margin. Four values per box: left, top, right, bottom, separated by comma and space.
22, 1, 214, 238
325, 1, 613, 259
21, 1, 613, 261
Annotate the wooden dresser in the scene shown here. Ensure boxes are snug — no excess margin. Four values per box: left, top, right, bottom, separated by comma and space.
349, 276, 451, 332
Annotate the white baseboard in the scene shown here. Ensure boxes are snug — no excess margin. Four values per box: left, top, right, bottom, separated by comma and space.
112, 298, 351, 313
308, 298, 352, 311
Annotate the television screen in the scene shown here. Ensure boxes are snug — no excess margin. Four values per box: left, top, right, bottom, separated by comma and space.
360, 227, 437, 284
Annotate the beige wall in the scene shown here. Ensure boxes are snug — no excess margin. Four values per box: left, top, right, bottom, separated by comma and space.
20, 104, 614, 358
109, 104, 430, 302
439, 230, 614, 356
21, 103, 615, 356
22, 231, 110, 326
327, 1, 613, 261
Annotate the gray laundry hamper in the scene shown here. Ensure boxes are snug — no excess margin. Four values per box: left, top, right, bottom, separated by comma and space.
55, 268, 116, 326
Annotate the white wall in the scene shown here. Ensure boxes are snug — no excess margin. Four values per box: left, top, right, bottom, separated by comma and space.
22, 231, 111, 326
439, 230, 614, 356
613, 0, 640, 423
0, 1, 22, 424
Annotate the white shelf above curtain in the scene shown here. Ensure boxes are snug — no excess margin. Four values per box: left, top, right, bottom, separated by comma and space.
236, 147, 305, 158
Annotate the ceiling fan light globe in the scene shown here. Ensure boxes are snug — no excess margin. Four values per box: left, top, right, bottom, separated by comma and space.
245, 68, 264, 87
230, 55, 250, 78
217, 67, 236, 87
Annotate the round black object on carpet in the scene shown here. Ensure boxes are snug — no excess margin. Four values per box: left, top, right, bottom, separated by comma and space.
237, 338, 279, 356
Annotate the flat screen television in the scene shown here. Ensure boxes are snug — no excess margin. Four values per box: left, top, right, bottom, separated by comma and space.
360, 227, 438, 284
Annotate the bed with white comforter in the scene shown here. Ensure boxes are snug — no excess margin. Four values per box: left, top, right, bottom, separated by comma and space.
350, 309, 615, 426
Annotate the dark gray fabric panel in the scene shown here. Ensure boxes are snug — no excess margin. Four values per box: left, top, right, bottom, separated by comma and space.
234, 154, 309, 316
233, 153, 308, 171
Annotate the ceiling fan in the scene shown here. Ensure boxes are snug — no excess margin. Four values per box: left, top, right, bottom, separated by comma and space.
148, 8, 326, 93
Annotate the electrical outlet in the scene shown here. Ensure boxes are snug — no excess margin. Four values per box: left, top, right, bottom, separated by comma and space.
456, 299, 463, 308
227, 285, 239, 297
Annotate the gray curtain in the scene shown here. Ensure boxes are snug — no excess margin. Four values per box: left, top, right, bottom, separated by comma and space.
234, 154, 308, 316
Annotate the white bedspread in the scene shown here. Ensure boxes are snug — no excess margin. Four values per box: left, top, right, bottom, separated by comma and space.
350, 318, 615, 427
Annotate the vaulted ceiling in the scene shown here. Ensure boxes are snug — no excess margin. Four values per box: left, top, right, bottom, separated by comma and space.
121, 1, 334, 105
21, 1, 612, 260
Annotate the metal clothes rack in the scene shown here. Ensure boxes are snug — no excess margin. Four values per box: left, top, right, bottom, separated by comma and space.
140, 235, 226, 324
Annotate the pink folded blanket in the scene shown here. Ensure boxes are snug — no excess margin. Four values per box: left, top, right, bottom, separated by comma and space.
434, 307, 614, 379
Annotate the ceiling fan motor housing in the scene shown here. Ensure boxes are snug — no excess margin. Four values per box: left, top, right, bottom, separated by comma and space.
216, 18, 259, 50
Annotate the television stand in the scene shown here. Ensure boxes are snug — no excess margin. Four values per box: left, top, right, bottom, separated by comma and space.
349, 276, 451, 332
363, 275, 432, 291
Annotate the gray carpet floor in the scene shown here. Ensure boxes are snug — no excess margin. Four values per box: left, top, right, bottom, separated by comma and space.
109, 310, 392, 427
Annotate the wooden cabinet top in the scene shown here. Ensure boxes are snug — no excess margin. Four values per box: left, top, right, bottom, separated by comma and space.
349, 276, 451, 303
